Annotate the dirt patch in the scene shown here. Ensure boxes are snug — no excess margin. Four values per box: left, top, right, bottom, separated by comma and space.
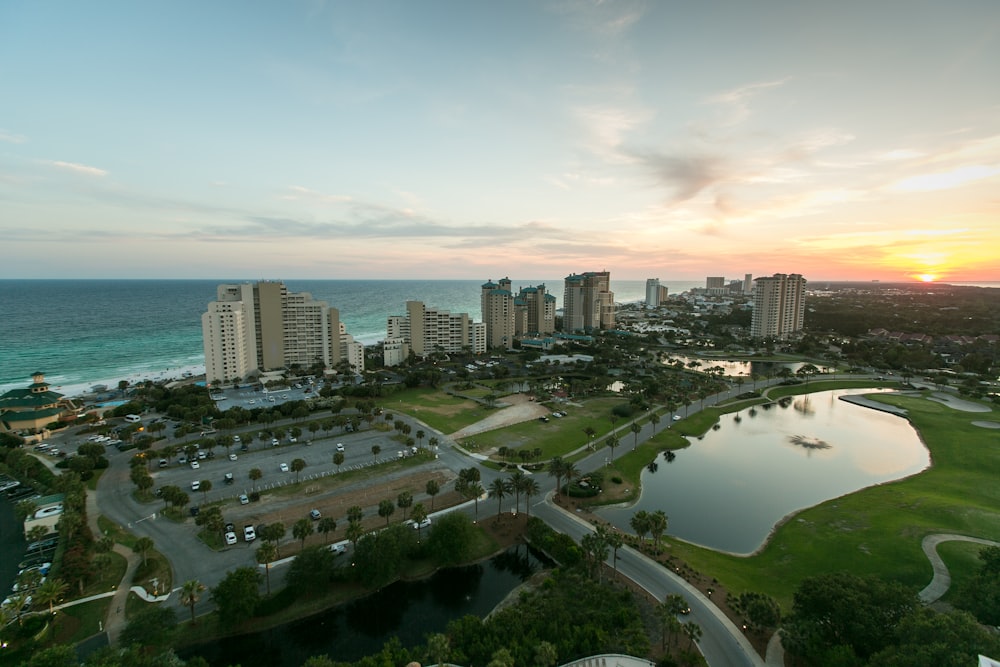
450, 393, 550, 439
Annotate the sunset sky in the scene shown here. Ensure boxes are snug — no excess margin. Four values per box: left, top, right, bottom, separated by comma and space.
2, 1, 999, 282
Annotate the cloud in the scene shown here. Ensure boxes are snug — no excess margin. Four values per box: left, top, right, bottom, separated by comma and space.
889, 164, 1000, 192
0, 130, 27, 144
45, 160, 108, 177
626, 149, 727, 202
280, 185, 353, 203
705, 78, 789, 127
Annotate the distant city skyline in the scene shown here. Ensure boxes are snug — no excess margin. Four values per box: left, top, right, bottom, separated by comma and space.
2, 1, 999, 282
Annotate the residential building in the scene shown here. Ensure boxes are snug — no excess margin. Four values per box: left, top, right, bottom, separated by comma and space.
706, 276, 725, 289
383, 301, 485, 366
750, 273, 807, 339
513, 283, 556, 336
0, 373, 79, 434
645, 279, 661, 308
563, 271, 615, 332
202, 281, 362, 384
743, 273, 753, 295
481, 278, 516, 350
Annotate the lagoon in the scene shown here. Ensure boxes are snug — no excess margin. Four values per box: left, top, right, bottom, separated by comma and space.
597, 389, 930, 554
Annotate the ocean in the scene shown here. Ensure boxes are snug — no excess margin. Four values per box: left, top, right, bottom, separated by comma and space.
0, 278, 702, 398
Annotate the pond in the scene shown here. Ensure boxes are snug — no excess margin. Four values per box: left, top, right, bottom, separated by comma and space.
182, 545, 548, 667
596, 389, 930, 554
660, 355, 827, 379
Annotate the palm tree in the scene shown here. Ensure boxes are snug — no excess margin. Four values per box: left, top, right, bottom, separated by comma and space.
605, 528, 624, 578
521, 477, 540, 517
347, 505, 363, 523
468, 482, 485, 522
583, 426, 596, 448
333, 451, 344, 472
179, 579, 205, 623
293, 517, 314, 549
547, 456, 567, 496
134, 536, 155, 568
199, 478, 211, 502
35, 578, 68, 614
428, 436, 439, 449
256, 542, 277, 595
683, 621, 702, 650
648, 510, 668, 555
371, 444, 381, 464
397, 490, 413, 520
345, 520, 364, 553
291, 457, 306, 482
249, 467, 262, 492
425, 479, 440, 510
508, 469, 526, 514
488, 477, 512, 520
415, 429, 425, 447
630, 421, 641, 450
562, 461, 580, 492
317, 517, 337, 543
650, 412, 661, 434
410, 502, 428, 539
630, 510, 651, 547
378, 499, 395, 526
607, 435, 619, 462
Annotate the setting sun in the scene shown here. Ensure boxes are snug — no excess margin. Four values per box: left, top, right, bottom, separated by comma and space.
918, 274, 938, 283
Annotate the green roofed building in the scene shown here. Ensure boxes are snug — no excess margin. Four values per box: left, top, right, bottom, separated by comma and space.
0, 372, 79, 434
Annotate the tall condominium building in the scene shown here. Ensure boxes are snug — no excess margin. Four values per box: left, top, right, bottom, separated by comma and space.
513, 284, 556, 336
563, 271, 615, 332
750, 273, 807, 339
481, 278, 516, 350
202, 281, 363, 384
645, 278, 661, 308
382, 301, 486, 366
706, 276, 725, 289
743, 273, 753, 295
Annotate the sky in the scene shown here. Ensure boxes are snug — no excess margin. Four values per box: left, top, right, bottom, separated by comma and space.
2, 1, 999, 283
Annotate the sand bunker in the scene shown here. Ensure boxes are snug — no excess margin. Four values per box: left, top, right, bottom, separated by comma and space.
972, 421, 1000, 429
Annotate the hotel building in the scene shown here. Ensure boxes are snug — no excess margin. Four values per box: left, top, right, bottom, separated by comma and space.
513, 283, 556, 337
202, 281, 363, 384
481, 278, 516, 350
383, 301, 486, 366
750, 273, 807, 339
563, 271, 615, 332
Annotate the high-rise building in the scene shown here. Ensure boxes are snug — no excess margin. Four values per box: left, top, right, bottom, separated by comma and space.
743, 273, 753, 295
563, 271, 615, 332
706, 276, 725, 289
513, 284, 556, 336
383, 301, 485, 366
750, 273, 806, 339
645, 278, 661, 308
481, 278, 515, 350
202, 281, 362, 384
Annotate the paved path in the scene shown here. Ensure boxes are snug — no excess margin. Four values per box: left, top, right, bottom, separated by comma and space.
918, 533, 1000, 604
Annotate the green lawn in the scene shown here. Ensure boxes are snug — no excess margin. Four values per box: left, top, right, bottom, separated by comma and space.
662, 390, 1000, 609
381, 387, 490, 433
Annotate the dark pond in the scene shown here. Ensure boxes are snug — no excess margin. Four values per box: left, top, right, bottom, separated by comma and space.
597, 389, 930, 554
182, 545, 548, 667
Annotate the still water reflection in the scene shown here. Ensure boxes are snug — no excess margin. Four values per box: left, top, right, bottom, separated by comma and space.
183, 546, 547, 667
661, 355, 816, 378
597, 389, 929, 554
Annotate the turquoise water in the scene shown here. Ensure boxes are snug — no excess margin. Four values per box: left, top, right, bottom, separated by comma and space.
0, 279, 699, 397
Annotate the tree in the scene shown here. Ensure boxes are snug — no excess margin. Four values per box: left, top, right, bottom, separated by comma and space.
119, 604, 178, 649
133, 536, 155, 568
416, 429, 425, 447
293, 517, 315, 549
256, 542, 278, 595
656, 595, 687, 649
317, 516, 337, 544
630, 510, 651, 546
210, 567, 261, 625
291, 457, 307, 482
333, 451, 345, 472
426, 632, 450, 667
650, 412, 661, 434
397, 490, 413, 520
249, 467, 262, 491
508, 469, 526, 514
35, 577, 68, 614
734, 591, 782, 632
522, 477, 540, 517
562, 460, 580, 492
286, 544, 337, 594
682, 621, 702, 650
378, 498, 396, 526
648, 510, 668, 554
425, 479, 440, 510
180, 579, 206, 623
583, 425, 597, 448
261, 522, 286, 557
630, 421, 641, 450
580, 530, 608, 581
198, 478, 212, 502
371, 444, 381, 463
547, 456, 567, 496
347, 504, 363, 523
346, 519, 365, 552
606, 435, 619, 462
428, 436, 439, 449
488, 477, 512, 520
604, 527, 624, 577
534, 640, 558, 667
426, 512, 476, 565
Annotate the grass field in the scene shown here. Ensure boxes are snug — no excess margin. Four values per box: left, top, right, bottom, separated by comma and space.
662, 389, 1000, 608
382, 387, 490, 433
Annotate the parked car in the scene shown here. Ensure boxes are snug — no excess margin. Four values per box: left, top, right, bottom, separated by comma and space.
309, 509, 321, 520
228, 453, 238, 461
239, 494, 249, 505
413, 517, 432, 530
224, 473, 234, 485
243, 525, 256, 542
191, 481, 200, 491
190, 461, 200, 470
224, 531, 238, 546
336, 443, 345, 452
279, 462, 289, 472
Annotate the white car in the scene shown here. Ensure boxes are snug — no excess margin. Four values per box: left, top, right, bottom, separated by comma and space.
336, 443, 345, 452
672, 415, 682, 421
228, 453, 238, 461
191, 480, 201, 491
243, 525, 256, 542
190, 461, 200, 469
224, 531, 238, 546
239, 494, 249, 505
271, 438, 279, 447
279, 462, 289, 472
413, 517, 432, 530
